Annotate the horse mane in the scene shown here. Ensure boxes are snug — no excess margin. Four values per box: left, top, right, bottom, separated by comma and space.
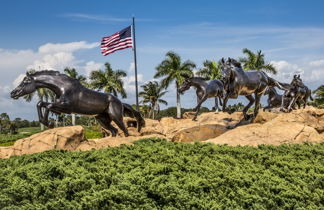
191, 77, 207, 81
30, 70, 60, 76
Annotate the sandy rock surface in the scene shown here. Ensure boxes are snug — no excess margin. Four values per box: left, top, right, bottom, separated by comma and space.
1, 106, 323, 158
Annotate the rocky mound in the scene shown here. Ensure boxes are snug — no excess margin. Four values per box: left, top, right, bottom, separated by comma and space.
0, 106, 323, 158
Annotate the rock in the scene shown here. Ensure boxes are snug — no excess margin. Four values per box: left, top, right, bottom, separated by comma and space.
0, 126, 84, 158
206, 121, 323, 146
172, 124, 227, 142
1, 107, 324, 158
182, 112, 196, 119
254, 110, 278, 124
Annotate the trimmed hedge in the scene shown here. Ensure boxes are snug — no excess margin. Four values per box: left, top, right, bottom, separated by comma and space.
0, 139, 323, 209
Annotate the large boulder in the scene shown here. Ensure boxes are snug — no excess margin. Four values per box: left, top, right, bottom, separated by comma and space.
172, 124, 227, 142
0, 126, 84, 158
206, 108, 324, 146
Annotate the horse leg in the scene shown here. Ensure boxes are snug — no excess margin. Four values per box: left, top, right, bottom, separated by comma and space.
193, 95, 207, 121
287, 96, 297, 112
242, 95, 255, 120
108, 101, 129, 137
251, 93, 261, 123
222, 94, 229, 112
95, 113, 117, 137
219, 97, 223, 107
36, 101, 53, 127
280, 93, 288, 112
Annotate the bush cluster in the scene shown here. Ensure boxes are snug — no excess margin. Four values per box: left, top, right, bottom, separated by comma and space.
0, 139, 323, 209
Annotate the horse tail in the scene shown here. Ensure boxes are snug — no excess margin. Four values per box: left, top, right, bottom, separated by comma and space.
309, 91, 314, 101
122, 103, 145, 132
267, 76, 291, 90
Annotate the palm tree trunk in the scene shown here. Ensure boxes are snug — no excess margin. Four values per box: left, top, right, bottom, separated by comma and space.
176, 82, 181, 118
72, 114, 76, 126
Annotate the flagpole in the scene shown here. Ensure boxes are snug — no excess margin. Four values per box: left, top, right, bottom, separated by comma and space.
132, 16, 139, 111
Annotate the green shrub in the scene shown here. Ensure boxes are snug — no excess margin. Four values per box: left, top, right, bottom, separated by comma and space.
0, 139, 323, 209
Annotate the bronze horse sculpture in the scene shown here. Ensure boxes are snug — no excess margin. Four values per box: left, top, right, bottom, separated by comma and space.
263, 87, 292, 111
10, 70, 145, 137
221, 58, 290, 127
178, 77, 225, 121
281, 75, 313, 112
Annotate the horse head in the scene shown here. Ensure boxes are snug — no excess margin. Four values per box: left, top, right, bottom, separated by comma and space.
178, 78, 192, 94
10, 72, 36, 99
221, 57, 238, 84
291, 74, 304, 88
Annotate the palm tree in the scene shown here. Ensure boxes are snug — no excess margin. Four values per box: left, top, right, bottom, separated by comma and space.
64, 67, 88, 125
313, 85, 324, 108
64, 67, 87, 86
239, 48, 277, 74
139, 81, 168, 119
155, 51, 196, 118
89, 62, 127, 98
196, 60, 223, 111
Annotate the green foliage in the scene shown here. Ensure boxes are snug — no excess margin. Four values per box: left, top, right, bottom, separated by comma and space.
311, 85, 324, 108
1, 139, 322, 209
84, 126, 103, 139
0, 127, 41, 146
139, 81, 168, 119
239, 48, 277, 74
89, 62, 127, 98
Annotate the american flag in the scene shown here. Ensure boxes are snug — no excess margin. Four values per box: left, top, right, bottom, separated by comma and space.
100, 26, 133, 56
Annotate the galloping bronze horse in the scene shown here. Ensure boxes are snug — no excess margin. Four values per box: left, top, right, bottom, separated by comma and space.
10, 70, 145, 137
221, 58, 290, 126
281, 75, 313, 112
178, 77, 225, 120
263, 87, 291, 111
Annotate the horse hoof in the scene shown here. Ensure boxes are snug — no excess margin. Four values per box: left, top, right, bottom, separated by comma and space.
48, 122, 54, 128
192, 118, 197, 121
226, 125, 236, 129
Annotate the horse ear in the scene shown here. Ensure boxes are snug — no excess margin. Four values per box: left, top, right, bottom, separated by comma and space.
294, 75, 297, 78
26, 71, 30, 76
298, 74, 300, 78
228, 57, 231, 62
221, 58, 225, 64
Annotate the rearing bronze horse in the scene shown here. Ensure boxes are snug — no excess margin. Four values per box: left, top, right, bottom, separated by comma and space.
221, 58, 290, 126
10, 70, 145, 137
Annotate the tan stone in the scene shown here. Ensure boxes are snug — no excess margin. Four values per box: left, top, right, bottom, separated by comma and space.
0, 126, 84, 158
1, 107, 324, 158
172, 124, 227, 142
206, 121, 323, 146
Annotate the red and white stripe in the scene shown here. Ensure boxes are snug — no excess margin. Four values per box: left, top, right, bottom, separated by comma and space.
101, 33, 133, 56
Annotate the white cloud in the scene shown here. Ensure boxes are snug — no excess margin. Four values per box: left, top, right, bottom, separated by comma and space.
12, 74, 26, 87
123, 73, 144, 94
128, 62, 135, 72
27, 52, 76, 70
271, 60, 324, 86
38, 41, 99, 54
84, 61, 103, 76
309, 59, 324, 67
271, 60, 304, 83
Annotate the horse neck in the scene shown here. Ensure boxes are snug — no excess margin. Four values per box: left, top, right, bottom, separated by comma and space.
33, 74, 64, 95
190, 78, 207, 90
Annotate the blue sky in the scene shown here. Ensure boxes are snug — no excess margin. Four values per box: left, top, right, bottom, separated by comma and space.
1, 0, 324, 120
